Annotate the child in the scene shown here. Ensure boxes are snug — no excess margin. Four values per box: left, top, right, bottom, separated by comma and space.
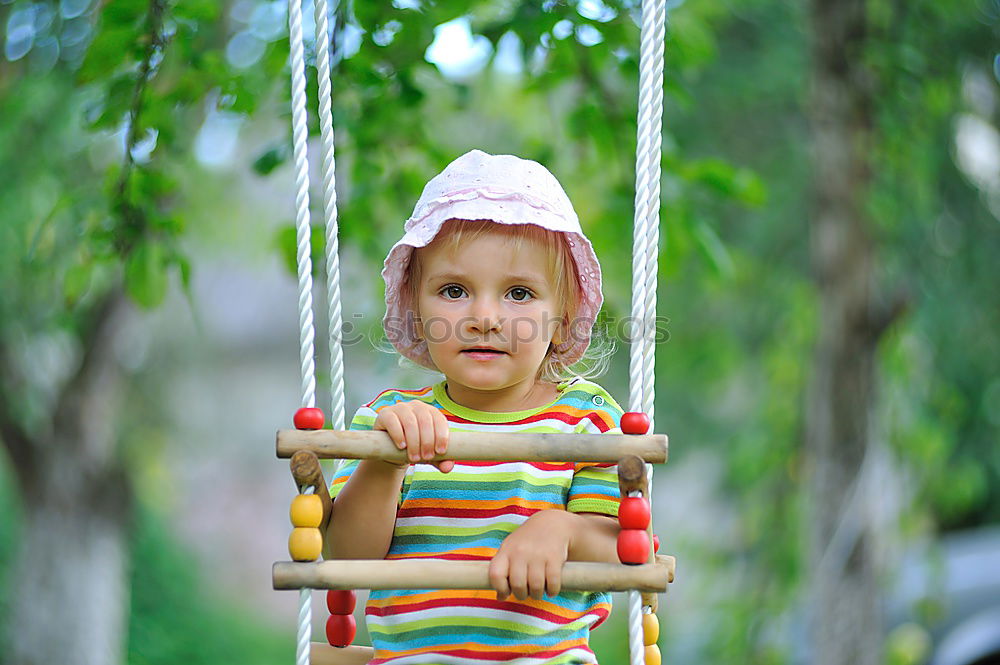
327, 150, 624, 664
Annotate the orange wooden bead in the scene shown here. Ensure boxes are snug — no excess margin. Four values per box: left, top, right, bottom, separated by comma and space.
644, 644, 661, 665
288, 527, 322, 561
643, 612, 660, 645
290, 494, 323, 528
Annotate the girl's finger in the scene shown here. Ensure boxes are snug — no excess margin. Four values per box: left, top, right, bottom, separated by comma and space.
489, 555, 511, 601
415, 408, 436, 461
545, 557, 563, 598
507, 559, 529, 601
527, 560, 547, 600
435, 459, 455, 474
397, 409, 422, 463
432, 409, 450, 456
376, 412, 406, 450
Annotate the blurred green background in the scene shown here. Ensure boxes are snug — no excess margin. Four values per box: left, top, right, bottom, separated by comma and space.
1, 0, 998, 664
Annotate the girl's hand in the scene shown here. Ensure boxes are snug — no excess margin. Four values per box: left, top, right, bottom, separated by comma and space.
373, 402, 454, 473
489, 511, 574, 601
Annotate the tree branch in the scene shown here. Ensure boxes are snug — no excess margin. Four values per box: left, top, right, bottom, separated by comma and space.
113, 0, 171, 255
52, 291, 130, 445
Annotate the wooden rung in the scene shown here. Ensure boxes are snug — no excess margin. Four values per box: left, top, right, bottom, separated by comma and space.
277, 429, 668, 464
274, 556, 675, 593
311, 643, 373, 665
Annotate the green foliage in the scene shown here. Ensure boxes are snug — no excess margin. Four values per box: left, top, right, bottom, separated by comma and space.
0, 467, 15, 632
656, 0, 999, 659
125, 241, 170, 308
127, 506, 291, 665
252, 143, 291, 175
275, 224, 328, 278
864, 0, 1000, 530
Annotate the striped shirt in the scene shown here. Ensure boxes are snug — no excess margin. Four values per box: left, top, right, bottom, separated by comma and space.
330, 377, 624, 664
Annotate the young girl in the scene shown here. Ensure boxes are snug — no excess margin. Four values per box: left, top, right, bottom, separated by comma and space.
327, 150, 625, 664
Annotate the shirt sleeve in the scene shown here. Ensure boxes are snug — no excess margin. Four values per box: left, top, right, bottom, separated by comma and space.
567, 388, 624, 517
328, 405, 376, 500
567, 462, 621, 516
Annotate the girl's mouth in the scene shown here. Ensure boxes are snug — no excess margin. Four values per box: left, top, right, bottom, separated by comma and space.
461, 348, 507, 359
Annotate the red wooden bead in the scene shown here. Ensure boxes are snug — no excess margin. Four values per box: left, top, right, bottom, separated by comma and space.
653, 534, 660, 553
618, 496, 651, 530
620, 412, 651, 435
294, 407, 325, 430
325, 613, 356, 647
326, 589, 357, 615
617, 529, 651, 565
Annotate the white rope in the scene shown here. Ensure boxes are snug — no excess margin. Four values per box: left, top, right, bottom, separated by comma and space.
296, 587, 312, 665
640, 0, 666, 430
312, 0, 346, 432
282, 2, 668, 663
628, 589, 645, 665
288, 0, 317, 414
287, 0, 316, 663
627, 0, 668, 663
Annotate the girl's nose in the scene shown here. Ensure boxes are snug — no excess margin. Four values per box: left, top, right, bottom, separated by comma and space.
469, 315, 501, 334
466, 300, 503, 334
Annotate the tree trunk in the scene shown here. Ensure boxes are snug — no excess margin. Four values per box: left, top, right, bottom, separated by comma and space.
7, 473, 131, 665
2, 294, 134, 665
806, 0, 885, 664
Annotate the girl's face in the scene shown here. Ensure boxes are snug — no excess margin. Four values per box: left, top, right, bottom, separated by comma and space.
413, 228, 564, 411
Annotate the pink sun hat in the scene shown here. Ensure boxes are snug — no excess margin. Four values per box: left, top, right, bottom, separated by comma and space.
381, 149, 604, 370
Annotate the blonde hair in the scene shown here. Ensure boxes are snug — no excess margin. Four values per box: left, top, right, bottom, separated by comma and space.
403, 219, 608, 383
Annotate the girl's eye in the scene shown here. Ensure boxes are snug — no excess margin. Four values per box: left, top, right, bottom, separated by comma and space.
508, 287, 534, 302
442, 285, 465, 299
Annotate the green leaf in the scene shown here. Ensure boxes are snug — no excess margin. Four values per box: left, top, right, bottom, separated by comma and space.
78, 27, 136, 83
102, 0, 147, 27
64, 262, 93, 305
732, 170, 768, 207
253, 145, 290, 175
173, 0, 221, 23
90, 75, 135, 129
683, 159, 767, 207
275, 224, 324, 277
125, 241, 169, 308
176, 254, 192, 291
692, 220, 734, 278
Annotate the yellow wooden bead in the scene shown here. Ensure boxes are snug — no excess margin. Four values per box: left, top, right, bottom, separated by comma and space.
643, 612, 660, 645
288, 527, 323, 561
644, 644, 661, 665
290, 494, 323, 528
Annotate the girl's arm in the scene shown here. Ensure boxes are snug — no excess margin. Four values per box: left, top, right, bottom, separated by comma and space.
324, 459, 408, 559
489, 509, 620, 601
491, 405, 625, 600
324, 400, 451, 559
567, 511, 621, 562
